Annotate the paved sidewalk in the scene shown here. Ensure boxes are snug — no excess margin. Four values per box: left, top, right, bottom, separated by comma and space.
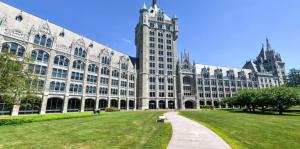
165, 112, 231, 149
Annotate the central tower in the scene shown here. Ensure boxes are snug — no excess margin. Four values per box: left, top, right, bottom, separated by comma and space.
135, 0, 179, 109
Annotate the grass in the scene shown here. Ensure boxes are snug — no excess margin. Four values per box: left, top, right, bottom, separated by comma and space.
180, 110, 300, 149
0, 111, 172, 149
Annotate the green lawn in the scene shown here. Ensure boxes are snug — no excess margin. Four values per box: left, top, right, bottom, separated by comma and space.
0, 111, 172, 149
180, 110, 300, 149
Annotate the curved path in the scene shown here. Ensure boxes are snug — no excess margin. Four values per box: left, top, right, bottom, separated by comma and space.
165, 112, 231, 149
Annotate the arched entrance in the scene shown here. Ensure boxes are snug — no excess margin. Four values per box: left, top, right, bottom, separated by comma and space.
67, 98, 81, 112
159, 100, 166, 109
214, 101, 219, 108
99, 99, 107, 109
168, 101, 175, 109
19, 99, 41, 114
0, 100, 12, 115
84, 99, 95, 111
46, 98, 63, 113
206, 101, 212, 105
120, 100, 127, 109
185, 100, 196, 109
129, 100, 134, 109
149, 100, 156, 109
110, 99, 118, 108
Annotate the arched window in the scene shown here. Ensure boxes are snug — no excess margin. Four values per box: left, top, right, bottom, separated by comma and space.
72, 60, 85, 70
40, 35, 47, 46
121, 63, 128, 70
88, 64, 98, 73
34, 35, 40, 44
112, 70, 119, 77
130, 74, 135, 81
31, 49, 49, 63
101, 56, 110, 65
101, 67, 110, 76
49, 81, 65, 92
46, 38, 52, 48
1, 42, 26, 57
121, 72, 128, 80
54, 55, 69, 67
74, 47, 86, 58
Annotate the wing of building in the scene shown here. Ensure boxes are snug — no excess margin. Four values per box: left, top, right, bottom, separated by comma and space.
0, 0, 285, 115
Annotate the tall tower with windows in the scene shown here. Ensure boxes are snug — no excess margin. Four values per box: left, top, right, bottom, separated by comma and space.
135, 0, 179, 109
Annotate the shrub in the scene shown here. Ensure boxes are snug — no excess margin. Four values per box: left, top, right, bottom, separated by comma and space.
0, 112, 95, 126
201, 105, 215, 110
105, 107, 120, 112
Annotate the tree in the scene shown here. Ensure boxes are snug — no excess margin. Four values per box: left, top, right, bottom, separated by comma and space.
287, 68, 300, 87
0, 53, 40, 111
268, 87, 300, 115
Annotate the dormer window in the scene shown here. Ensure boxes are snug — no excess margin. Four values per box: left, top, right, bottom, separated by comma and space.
34, 34, 52, 48
15, 15, 23, 22
59, 31, 65, 37
74, 47, 86, 58
89, 43, 94, 48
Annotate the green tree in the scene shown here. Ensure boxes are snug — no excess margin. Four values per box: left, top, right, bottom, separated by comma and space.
287, 68, 300, 87
0, 53, 40, 112
269, 87, 300, 115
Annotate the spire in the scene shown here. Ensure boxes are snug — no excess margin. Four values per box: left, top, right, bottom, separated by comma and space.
266, 38, 271, 50
152, 0, 157, 7
141, 1, 147, 10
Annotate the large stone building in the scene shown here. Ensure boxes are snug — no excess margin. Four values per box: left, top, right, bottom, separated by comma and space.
0, 0, 285, 115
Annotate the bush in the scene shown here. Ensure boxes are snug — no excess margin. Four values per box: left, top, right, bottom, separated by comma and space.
201, 105, 215, 110
105, 107, 120, 112
0, 112, 95, 126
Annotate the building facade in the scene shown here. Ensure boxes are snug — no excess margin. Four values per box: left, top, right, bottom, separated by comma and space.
0, 1, 285, 115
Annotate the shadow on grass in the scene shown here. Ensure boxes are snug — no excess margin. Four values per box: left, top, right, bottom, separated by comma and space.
221, 109, 300, 116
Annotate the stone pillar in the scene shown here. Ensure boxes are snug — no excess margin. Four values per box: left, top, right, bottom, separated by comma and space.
95, 97, 99, 110
126, 99, 129, 110
108, 98, 111, 108
80, 97, 85, 112
118, 98, 121, 110
196, 100, 200, 109
134, 99, 137, 111
63, 96, 69, 113
156, 99, 159, 109
11, 105, 20, 116
166, 99, 169, 109
40, 95, 48, 114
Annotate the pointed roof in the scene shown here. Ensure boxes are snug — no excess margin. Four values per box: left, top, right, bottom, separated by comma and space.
266, 38, 271, 50
141, 2, 147, 10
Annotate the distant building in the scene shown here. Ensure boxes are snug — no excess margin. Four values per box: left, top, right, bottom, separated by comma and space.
0, 0, 285, 115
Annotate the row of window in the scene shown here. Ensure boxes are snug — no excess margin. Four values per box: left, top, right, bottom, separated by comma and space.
1, 43, 130, 70
149, 92, 174, 98
50, 81, 135, 95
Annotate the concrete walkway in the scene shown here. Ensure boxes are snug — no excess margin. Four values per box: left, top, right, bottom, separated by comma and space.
165, 112, 231, 149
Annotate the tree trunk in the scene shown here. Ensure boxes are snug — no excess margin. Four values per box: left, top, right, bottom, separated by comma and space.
279, 110, 283, 115
262, 106, 265, 113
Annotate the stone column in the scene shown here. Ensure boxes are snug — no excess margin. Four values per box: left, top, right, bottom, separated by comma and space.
166, 99, 169, 109
63, 96, 69, 113
95, 97, 99, 110
40, 94, 48, 114
126, 99, 129, 110
80, 96, 85, 112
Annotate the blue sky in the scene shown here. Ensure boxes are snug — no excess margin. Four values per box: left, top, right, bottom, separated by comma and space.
3, 0, 300, 70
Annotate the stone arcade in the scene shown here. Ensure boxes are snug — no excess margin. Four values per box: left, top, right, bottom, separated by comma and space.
0, 0, 285, 115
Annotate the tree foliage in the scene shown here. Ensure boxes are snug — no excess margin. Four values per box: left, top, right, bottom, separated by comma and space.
287, 68, 300, 87
223, 87, 300, 115
0, 53, 40, 106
